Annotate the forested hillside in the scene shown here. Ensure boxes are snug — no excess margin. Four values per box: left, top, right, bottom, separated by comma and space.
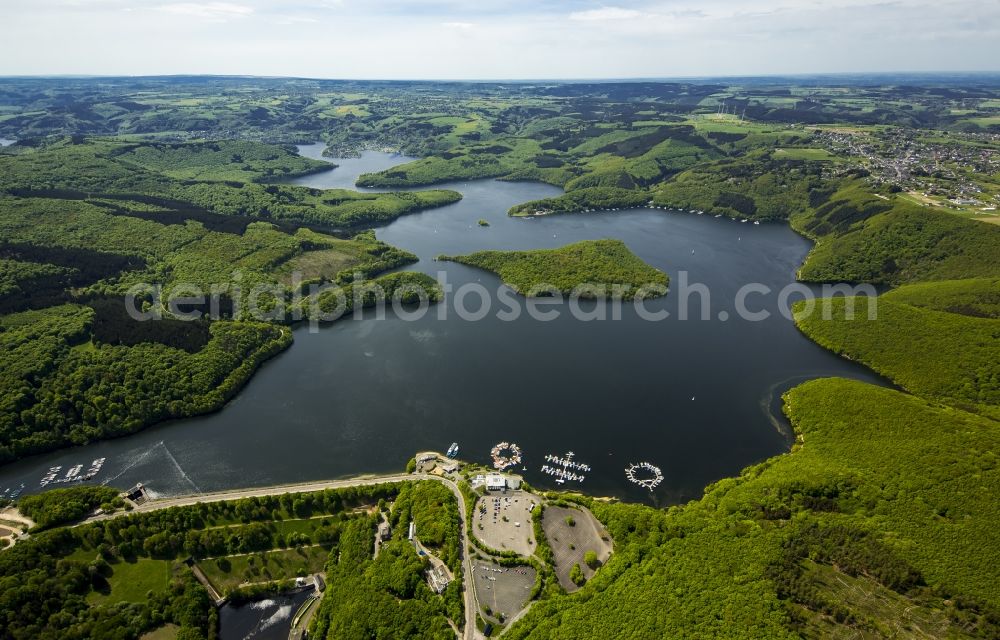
501, 175, 1000, 639
0, 138, 461, 228
0, 137, 454, 463
0, 481, 455, 639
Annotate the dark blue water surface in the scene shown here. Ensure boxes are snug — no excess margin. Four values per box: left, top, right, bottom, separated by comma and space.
0, 146, 883, 505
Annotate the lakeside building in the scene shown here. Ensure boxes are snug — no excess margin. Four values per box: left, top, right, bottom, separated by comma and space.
472, 472, 523, 492
485, 474, 507, 491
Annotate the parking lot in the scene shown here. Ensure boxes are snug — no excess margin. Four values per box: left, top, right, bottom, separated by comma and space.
472, 559, 535, 623
473, 491, 539, 556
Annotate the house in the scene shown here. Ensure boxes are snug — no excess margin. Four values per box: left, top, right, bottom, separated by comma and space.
427, 565, 450, 594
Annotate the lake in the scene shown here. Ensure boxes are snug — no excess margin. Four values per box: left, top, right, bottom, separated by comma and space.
0, 146, 884, 505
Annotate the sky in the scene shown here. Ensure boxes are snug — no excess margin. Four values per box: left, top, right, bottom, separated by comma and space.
2, 0, 999, 79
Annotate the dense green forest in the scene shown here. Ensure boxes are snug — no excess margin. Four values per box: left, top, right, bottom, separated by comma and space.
1, 77, 999, 639
17, 485, 123, 530
0, 481, 461, 639
305, 271, 442, 320
439, 240, 668, 299
0, 135, 456, 463
0, 308, 290, 460
310, 482, 464, 639
0, 138, 461, 228
309, 520, 455, 639
795, 287, 1000, 420
792, 183, 1000, 285
506, 379, 1000, 639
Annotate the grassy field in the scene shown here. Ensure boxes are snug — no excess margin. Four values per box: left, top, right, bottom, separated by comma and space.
959, 116, 1000, 127
139, 624, 180, 640
89, 558, 173, 605
896, 192, 1000, 225
198, 545, 330, 595
773, 147, 840, 162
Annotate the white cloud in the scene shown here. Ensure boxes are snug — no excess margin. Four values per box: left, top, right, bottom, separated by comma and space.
155, 2, 253, 21
569, 7, 643, 22
0, 0, 997, 78
277, 15, 319, 25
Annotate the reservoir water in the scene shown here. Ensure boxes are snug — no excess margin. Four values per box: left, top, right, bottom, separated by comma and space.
0, 145, 885, 505
219, 590, 314, 640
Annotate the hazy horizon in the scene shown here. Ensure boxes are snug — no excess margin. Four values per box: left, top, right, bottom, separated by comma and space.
2, 71, 1000, 83
4, 1, 998, 79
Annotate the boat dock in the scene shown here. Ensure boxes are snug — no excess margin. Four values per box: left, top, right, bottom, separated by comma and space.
39, 457, 106, 487
625, 461, 664, 491
540, 451, 590, 484
490, 442, 523, 470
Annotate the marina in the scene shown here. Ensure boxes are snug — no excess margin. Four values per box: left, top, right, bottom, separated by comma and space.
625, 462, 664, 491
541, 451, 590, 485
39, 457, 106, 487
490, 442, 523, 470
1, 483, 25, 499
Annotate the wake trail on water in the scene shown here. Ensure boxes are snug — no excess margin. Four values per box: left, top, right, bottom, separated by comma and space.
100, 440, 202, 495
101, 441, 164, 484
260, 604, 294, 630
242, 599, 289, 640
162, 443, 202, 494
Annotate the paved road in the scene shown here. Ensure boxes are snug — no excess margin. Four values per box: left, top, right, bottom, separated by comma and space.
497, 600, 535, 637
93, 473, 421, 517
436, 475, 483, 640
82, 472, 483, 640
